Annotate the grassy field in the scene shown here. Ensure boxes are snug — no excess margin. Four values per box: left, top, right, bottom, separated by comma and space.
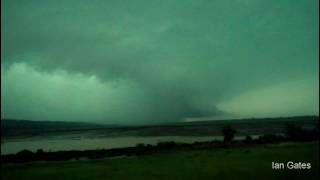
2, 141, 319, 180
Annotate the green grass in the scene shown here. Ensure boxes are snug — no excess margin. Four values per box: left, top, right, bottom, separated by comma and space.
2, 142, 319, 180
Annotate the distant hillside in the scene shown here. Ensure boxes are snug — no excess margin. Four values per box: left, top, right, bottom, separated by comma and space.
179, 116, 319, 126
1, 116, 318, 138
1, 119, 107, 138
126, 116, 319, 137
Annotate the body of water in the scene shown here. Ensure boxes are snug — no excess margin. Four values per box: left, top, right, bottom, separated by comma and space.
1, 135, 256, 155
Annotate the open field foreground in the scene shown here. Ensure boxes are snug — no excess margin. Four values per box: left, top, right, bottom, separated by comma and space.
2, 141, 318, 180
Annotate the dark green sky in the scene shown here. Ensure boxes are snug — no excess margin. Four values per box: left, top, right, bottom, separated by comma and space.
1, 0, 319, 124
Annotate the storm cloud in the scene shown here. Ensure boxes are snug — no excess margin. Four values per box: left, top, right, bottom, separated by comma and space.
1, 0, 319, 124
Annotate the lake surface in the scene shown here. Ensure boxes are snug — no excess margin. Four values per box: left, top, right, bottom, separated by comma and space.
1, 135, 255, 155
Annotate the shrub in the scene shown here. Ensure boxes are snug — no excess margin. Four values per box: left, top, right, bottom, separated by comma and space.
17, 149, 33, 156
256, 134, 284, 144
156, 141, 176, 149
136, 143, 145, 148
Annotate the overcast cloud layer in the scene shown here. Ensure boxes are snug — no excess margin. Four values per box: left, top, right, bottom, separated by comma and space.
1, 0, 319, 124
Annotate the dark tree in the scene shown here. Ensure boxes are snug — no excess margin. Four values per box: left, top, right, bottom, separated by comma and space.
285, 123, 303, 140
245, 135, 253, 144
222, 126, 236, 143
285, 123, 318, 141
36, 149, 44, 154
